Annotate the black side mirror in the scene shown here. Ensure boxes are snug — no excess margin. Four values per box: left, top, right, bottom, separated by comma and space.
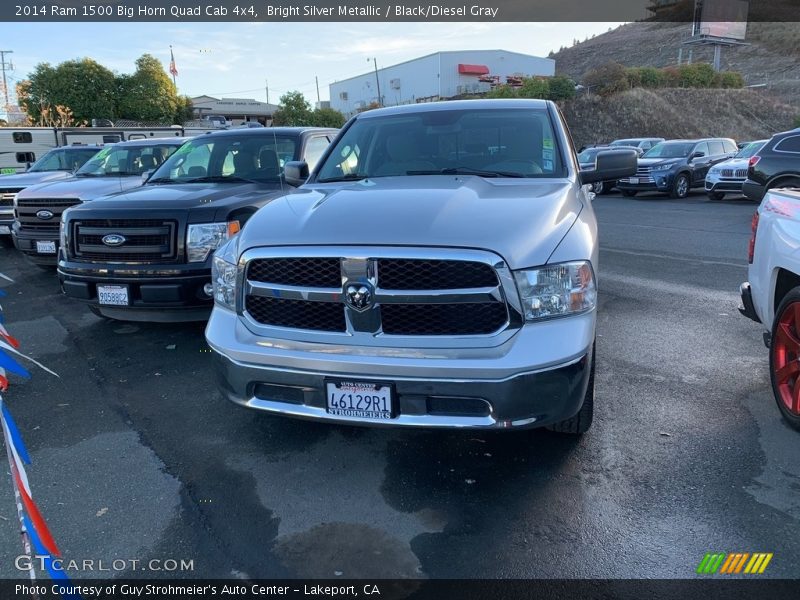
579, 149, 637, 185
284, 161, 309, 187
689, 151, 705, 161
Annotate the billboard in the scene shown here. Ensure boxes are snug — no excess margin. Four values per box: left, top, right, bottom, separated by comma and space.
693, 0, 749, 40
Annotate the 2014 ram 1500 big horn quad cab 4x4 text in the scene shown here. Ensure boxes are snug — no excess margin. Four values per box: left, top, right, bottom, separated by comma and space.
58, 127, 338, 320
205, 100, 637, 433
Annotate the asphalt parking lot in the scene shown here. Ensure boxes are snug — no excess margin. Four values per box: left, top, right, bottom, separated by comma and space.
0, 189, 798, 579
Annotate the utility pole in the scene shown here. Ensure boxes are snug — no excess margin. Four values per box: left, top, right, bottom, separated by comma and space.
265, 79, 269, 105
315, 76, 321, 107
368, 58, 382, 106
0, 50, 14, 109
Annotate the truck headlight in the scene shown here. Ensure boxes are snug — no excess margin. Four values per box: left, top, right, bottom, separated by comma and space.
59, 220, 67, 250
187, 221, 240, 263
513, 261, 596, 321
651, 162, 676, 171
211, 236, 240, 310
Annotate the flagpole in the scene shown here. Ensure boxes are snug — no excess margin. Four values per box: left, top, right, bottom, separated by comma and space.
1, 400, 39, 598
170, 46, 176, 88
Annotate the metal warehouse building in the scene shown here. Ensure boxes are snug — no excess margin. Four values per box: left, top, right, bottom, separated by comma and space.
329, 50, 556, 116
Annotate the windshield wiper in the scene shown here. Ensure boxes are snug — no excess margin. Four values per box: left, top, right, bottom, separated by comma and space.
147, 177, 179, 184
74, 172, 100, 177
407, 167, 525, 178
185, 175, 258, 184
317, 174, 367, 183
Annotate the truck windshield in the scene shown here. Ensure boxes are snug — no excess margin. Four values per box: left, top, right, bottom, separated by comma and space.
642, 142, 695, 159
315, 107, 564, 181
148, 134, 296, 184
29, 148, 100, 172
76, 143, 180, 177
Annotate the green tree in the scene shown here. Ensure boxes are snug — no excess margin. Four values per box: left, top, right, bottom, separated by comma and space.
518, 77, 550, 99
547, 75, 576, 101
486, 85, 518, 98
174, 95, 195, 123
582, 61, 629, 96
310, 107, 346, 128
16, 59, 116, 124
272, 91, 313, 126
116, 54, 183, 122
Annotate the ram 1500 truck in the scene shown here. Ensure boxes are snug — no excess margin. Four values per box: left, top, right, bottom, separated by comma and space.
58, 127, 337, 321
13, 138, 187, 264
205, 99, 637, 433
740, 187, 800, 430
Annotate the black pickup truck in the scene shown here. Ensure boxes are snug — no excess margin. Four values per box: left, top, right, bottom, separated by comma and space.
58, 127, 337, 321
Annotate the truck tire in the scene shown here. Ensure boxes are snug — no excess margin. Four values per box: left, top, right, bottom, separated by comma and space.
768, 178, 800, 195
621, 190, 637, 197
670, 173, 691, 199
546, 345, 595, 435
769, 288, 800, 431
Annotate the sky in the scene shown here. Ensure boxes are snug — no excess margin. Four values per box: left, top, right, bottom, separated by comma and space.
0, 22, 625, 106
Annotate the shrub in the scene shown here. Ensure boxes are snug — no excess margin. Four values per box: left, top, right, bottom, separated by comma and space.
518, 77, 550, 99
638, 67, 666, 88
547, 75, 576, 101
713, 71, 745, 88
678, 63, 716, 88
661, 66, 681, 87
583, 61, 629, 96
487, 85, 518, 98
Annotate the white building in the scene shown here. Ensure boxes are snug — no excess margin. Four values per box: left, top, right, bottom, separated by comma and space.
329, 50, 556, 116
190, 96, 280, 126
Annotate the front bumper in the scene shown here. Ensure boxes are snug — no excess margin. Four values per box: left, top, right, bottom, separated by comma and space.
58, 260, 214, 322
11, 224, 60, 264
705, 176, 745, 194
739, 282, 760, 323
206, 307, 595, 429
616, 171, 673, 193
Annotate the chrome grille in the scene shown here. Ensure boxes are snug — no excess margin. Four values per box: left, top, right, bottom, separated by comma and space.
619, 165, 654, 184
721, 168, 748, 179
0, 188, 22, 210
242, 250, 512, 338
15, 197, 80, 230
72, 219, 177, 262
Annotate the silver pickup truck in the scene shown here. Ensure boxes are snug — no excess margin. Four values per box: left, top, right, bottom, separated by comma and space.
205, 99, 636, 433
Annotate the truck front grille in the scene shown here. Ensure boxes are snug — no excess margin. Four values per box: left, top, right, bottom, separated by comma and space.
72, 219, 177, 262
0, 188, 22, 209
243, 253, 511, 338
720, 168, 748, 179
15, 198, 80, 230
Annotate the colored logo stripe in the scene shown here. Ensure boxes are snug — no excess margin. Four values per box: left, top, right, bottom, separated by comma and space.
697, 552, 773, 575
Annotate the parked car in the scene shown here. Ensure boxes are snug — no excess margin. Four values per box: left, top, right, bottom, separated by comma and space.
0, 145, 103, 237
609, 137, 665, 156
742, 128, 800, 203
12, 138, 187, 265
705, 140, 767, 200
58, 127, 338, 321
205, 99, 637, 433
578, 145, 618, 194
617, 138, 737, 199
739, 187, 800, 430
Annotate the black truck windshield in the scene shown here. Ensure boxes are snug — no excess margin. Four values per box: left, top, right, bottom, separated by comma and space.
316, 107, 564, 181
149, 134, 297, 184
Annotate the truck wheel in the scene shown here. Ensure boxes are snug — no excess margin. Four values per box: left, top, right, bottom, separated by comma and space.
707, 191, 726, 201
599, 181, 613, 194
768, 178, 800, 194
621, 190, 637, 197
769, 288, 800, 431
670, 173, 690, 199
546, 346, 595, 435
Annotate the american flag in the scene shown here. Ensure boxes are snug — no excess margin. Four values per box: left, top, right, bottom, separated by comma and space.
169, 46, 178, 77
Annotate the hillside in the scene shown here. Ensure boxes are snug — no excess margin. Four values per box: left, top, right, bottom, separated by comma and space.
561, 87, 797, 150
552, 22, 800, 108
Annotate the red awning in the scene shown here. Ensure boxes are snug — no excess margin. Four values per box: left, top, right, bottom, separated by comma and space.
458, 64, 490, 75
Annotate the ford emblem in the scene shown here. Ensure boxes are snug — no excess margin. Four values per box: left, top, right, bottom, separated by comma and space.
102, 234, 126, 247
36, 210, 54, 220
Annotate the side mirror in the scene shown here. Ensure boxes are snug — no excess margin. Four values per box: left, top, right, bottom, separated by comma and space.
284, 161, 309, 187
689, 151, 705, 161
579, 149, 637, 185
141, 169, 154, 183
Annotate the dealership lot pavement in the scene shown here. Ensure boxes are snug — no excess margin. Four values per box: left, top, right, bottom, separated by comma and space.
1, 191, 798, 579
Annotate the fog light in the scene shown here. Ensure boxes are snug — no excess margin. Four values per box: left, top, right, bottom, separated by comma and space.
203, 283, 214, 297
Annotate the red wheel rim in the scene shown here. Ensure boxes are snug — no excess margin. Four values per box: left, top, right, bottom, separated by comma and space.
772, 301, 800, 415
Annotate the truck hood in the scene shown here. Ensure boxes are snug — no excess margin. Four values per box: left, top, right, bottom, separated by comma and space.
0, 171, 72, 189
237, 175, 583, 269
65, 181, 289, 222
15, 175, 143, 201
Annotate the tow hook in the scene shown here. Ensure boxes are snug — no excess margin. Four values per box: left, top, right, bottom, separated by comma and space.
763, 332, 771, 349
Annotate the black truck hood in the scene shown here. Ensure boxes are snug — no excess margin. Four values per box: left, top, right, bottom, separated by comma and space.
64, 181, 290, 222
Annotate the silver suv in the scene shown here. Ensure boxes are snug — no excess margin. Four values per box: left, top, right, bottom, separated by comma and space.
205, 99, 636, 433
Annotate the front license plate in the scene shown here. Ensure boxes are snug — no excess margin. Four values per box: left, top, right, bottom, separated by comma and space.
97, 285, 129, 306
628, 177, 639, 184
0, 225, 10, 235
326, 381, 394, 420
36, 240, 56, 254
